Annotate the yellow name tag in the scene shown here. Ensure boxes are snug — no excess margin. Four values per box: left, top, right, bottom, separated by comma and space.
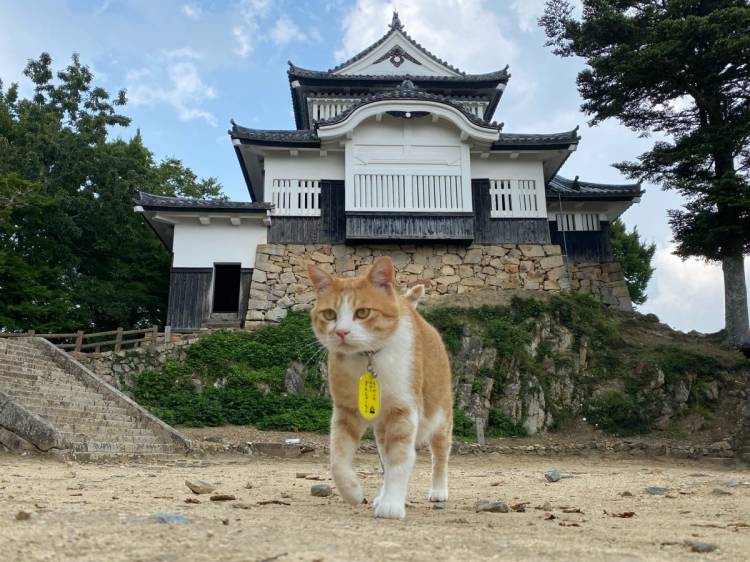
358, 372, 380, 420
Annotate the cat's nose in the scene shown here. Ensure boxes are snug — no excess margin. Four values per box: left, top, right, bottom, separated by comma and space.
334, 328, 351, 340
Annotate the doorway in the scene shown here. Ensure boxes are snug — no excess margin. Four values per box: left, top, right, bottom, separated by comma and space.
212, 264, 241, 313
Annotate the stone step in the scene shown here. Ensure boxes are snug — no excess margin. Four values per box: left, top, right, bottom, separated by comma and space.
68, 441, 176, 454
29, 406, 134, 423
10, 397, 129, 415
39, 412, 142, 426
4, 386, 110, 402
60, 431, 161, 445
0, 375, 103, 394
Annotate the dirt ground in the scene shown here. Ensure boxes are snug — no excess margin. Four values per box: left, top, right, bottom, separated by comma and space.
1, 448, 749, 562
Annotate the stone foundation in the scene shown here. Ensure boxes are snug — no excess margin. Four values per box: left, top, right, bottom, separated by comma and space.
245, 244, 632, 327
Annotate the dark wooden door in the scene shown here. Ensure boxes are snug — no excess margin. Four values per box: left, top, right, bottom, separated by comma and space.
212, 264, 241, 313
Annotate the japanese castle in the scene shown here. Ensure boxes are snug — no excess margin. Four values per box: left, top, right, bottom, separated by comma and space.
136, 13, 642, 331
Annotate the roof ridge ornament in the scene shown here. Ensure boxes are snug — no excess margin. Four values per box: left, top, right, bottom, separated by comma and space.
389, 10, 404, 31
398, 79, 417, 91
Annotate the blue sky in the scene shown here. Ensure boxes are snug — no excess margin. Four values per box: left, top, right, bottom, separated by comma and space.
1, 0, 747, 333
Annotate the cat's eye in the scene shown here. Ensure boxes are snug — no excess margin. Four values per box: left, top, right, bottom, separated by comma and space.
321, 309, 337, 321
355, 308, 370, 319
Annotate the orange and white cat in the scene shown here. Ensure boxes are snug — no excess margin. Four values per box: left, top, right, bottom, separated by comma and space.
308, 256, 453, 520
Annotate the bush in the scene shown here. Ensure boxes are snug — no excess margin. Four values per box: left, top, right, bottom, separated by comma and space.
486, 408, 527, 437
587, 391, 654, 436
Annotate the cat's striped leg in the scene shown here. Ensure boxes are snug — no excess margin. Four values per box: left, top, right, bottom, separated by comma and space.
330, 405, 366, 506
427, 422, 451, 502
374, 406, 417, 520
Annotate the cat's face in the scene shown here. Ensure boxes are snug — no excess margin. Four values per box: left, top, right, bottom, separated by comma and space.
307, 256, 401, 354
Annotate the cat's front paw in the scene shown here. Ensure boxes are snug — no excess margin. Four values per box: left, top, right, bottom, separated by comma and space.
373, 498, 406, 520
427, 487, 448, 502
339, 484, 364, 506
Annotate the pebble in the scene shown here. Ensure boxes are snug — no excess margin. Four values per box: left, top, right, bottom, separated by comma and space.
311, 484, 332, 497
233, 502, 254, 510
725, 479, 738, 488
184, 498, 201, 504
710, 488, 732, 496
210, 494, 236, 502
544, 469, 561, 483
476, 500, 509, 513
432, 502, 448, 510
542, 501, 552, 511
645, 486, 671, 495
295, 472, 309, 479
15, 511, 31, 521
185, 480, 216, 495
620, 491, 633, 497
154, 513, 189, 525
686, 541, 718, 553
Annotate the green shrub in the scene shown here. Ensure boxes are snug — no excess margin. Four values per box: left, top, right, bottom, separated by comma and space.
486, 408, 527, 437
452, 408, 475, 439
587, 391, 654, 436
422, 308, 464, 354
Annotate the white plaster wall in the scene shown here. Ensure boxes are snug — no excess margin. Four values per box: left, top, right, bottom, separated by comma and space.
470, 155, 546, 184
172, 219, 267, 268
263, 151, 345, 202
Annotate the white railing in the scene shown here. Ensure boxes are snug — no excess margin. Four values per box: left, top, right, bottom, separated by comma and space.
457, 100, 488, 119
351, 174, 466, 212
489, 179, 543, 218
307, 98, 360, 123
555, 212, 601, 231
270, 179, 321, 216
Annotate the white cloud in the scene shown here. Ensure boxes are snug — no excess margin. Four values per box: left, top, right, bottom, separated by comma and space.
336, 0, 518, 73
639, 241, 750, 334
181, 3, 202, 19
162, 47, 203, 60
510, 0, 546, 33
232, 0, 272, 58
126, 52, 217, 126
270, 15, 306, 45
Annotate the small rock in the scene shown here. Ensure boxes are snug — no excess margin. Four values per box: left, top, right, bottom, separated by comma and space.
432, 502, 448, 510
184, 497, 200, 504
476, 500, 509, 513
542, 501, 552, 511
153, 513, 189, 525
244, 482, 254, 489
210, 494, 236, 502
311, 484, 332, 497
221, 518, 229, 526
544, 469, 561, 483
233, 502, 254, 510
646, 486, 671, 496
620, 491, 633, 497
281, 492, 292, 499
185, 480, 216, 495
686, 541, 718, 553
726, 479, 738, 488
204, 436, 224, 443
15, 511, 31, 521
711, 488, 732, 496
295, 472, 309, 479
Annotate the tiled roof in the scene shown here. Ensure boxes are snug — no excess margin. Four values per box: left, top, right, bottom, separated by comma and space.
547, 176, 642, 198
493, 129, 581, 148
287, 63, 510, 84
229, 123, 319, 144
135, 191, 271, 211
315, 81, 501, 130
327, 11, 467, 76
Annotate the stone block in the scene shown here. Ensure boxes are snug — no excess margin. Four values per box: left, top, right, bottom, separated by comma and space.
252, 269, 267, 283
464, 249, 483, 264
266, 307, 288, 322
442, 254, 462, 266
544, 279, 561, 291
255, 261, 282, 274
540, 255, 565, 269
280, 272, 297, 285
332, 245, 354, 257
543, 244, 562, 256
286, 244, 306, 255
296, 291, 317, 304
546, 266, 566, 281
441, 265, 456, 276
436, 275, 460, 286
310, 251, 334, 263
257, 244, 286, 257
405, 263, 424, 274
461, 277, 484, 287
519, 245, 545, 257
248, 299, 271, 311
484, 246, 508, 257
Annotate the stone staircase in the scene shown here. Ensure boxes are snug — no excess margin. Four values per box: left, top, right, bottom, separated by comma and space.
0, 337, 191, 459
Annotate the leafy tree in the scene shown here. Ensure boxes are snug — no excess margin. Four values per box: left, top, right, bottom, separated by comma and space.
541, 0, 750, 346
0, 53, 223, 332
609, 219, 655, 305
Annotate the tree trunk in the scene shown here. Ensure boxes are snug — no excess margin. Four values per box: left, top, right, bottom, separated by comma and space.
722, 251, 750, 347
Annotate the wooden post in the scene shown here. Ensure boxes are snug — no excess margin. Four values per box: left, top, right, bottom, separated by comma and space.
114, 327, 123, 352
151, 325, 158, 347
164, 325, 172, 344
74, 330, 84, 352
28, 330, 35, 337
475, 417, 486, 447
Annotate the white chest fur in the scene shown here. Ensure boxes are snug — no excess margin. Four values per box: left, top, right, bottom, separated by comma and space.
339, 313, 416, 415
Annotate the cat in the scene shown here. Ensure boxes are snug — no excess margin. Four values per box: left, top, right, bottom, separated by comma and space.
307, 256, 453, 520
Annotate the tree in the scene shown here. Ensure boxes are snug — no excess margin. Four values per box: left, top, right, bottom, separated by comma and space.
609, 219, 656, 305
0, 54, 224, 332
541, 0, 750, 346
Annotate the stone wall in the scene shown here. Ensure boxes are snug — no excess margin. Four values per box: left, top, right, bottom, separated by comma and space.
72, 338, 199, 390
246, 243, 632, 327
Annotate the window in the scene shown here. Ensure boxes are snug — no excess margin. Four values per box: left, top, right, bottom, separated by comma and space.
555, 212, 601, 231
489, 179, 543, 218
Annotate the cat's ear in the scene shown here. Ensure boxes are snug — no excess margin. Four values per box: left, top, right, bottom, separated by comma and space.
404, 284, 425, 308
368, 256, 395, 290
307, 263, 333, 293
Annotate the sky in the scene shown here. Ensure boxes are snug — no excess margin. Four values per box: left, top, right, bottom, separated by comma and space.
1, 0, 748, 334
